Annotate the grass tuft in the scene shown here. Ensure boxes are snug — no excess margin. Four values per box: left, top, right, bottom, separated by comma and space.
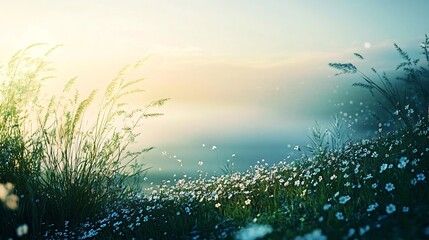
0, 45, 166, 239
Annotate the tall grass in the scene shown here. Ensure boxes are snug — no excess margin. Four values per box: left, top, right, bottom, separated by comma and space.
0, 45, 167, 239
306, 115, 347, 159
329, 34, 429, 131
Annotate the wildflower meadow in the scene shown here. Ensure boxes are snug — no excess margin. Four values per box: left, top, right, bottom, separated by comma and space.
1, 36, 429, 239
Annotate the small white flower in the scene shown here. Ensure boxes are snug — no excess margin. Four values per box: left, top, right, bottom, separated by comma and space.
348, 228, 356, 237
215, 203, 221, 208
398, 157, 409, 169
367, 203, 379, 212
16, 224, 28, 237
185, 207, 191, 214
335, 212, 344, 220
295, 229, 327, 240
359, 225, 370, 236
235, 224, 272, 240
417, 173, 426, 181
379, 163, 388, 173
245, 199, 251, 205
363, 174, 373, 180
386, 204, 396, 214
339, 195, 351, 204
294, 180, 301, 186
323, 204, 332, 211
385, 183, 395, 192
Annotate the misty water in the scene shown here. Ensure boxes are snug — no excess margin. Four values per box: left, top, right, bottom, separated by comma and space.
141, 74, 386, 186
140, 51, 429, 189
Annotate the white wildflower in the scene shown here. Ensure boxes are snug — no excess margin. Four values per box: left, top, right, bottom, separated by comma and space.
294, 229, 327, 240
335, 212, 344, 220
323, 204, 331, 211
16, 224, 28, 237
385, 183, 395, 192
417, 173, 426, 181
379, 163, 388, 173
386, 204, 396, 214
367, 203, 379, 212
347, 228, 356, 238
359, 225, 370, 236
339, 195, 351, 204
397, 157, 409, 169
235, 224, 272, 240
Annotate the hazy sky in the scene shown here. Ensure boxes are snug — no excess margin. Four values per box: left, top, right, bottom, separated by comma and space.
1, 1, 428, 177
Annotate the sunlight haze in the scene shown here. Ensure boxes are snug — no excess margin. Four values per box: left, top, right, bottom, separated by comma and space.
1, 0, 428, 178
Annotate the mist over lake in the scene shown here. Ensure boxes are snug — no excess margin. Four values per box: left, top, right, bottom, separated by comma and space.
140, 51, 427, 183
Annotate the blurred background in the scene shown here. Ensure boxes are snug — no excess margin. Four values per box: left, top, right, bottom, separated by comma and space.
1, 0, 428, 182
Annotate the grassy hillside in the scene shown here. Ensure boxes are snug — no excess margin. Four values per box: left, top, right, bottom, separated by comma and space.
1, 36, 429, 239
53, 122, 429, 239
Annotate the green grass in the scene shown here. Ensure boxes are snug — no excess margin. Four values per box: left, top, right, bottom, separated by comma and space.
0, 44, 167, 239
41, 122, 429, 239
1, 37, 429, 239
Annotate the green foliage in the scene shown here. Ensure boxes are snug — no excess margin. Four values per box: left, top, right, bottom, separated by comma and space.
306, 115, 347, 158
0, 45, 167, 238
0, 44, 52, 239
307, 121, 329, 158
329, 34, 429, 131
60, 120, 429, 239
220, 159, 236, 176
